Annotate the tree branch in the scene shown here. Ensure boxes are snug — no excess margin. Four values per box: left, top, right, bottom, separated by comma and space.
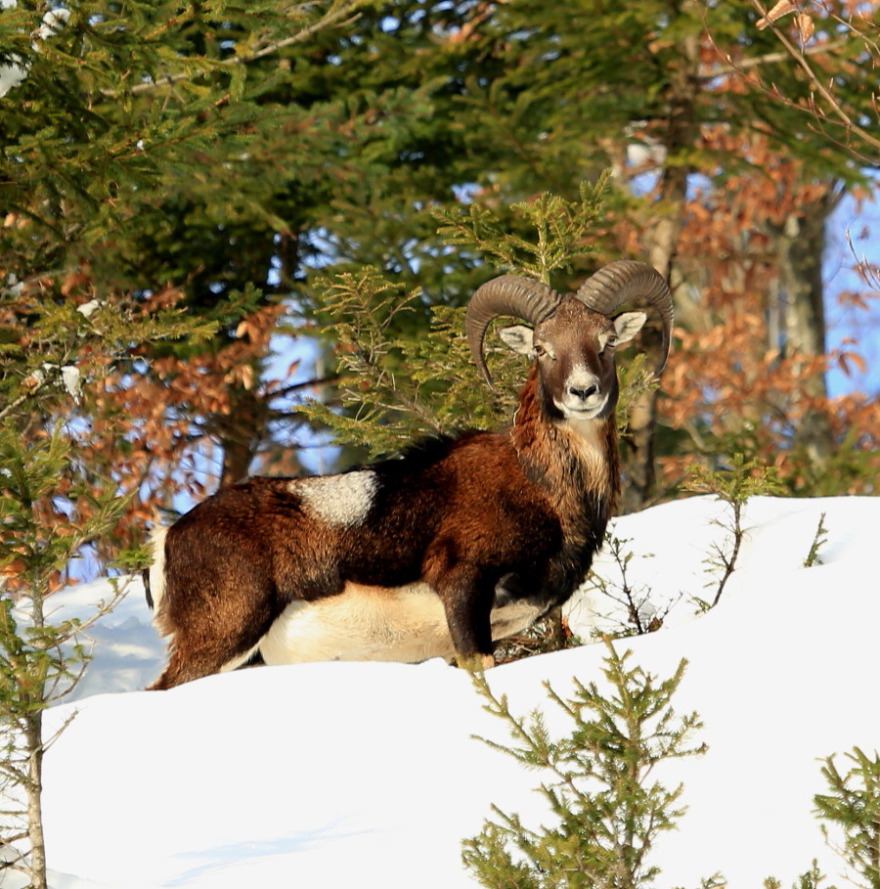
267, 374, 339, 400
744, 0, 880, 156
101, 1, 362, 99
698, 36, 848, 81
0, 391, 33, 424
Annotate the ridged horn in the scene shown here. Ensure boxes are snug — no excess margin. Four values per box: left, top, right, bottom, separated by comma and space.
465, 275, 562, 387
574, 260, 674, 376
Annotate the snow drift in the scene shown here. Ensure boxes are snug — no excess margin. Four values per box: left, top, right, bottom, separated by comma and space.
21, 495, 880, 888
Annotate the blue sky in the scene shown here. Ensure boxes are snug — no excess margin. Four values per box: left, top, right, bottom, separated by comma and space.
825, 189, 880, 399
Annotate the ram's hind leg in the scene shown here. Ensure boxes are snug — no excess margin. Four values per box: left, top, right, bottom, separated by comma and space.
148, 628, 264, 690
149, 582, 279, 690
148, 640, 226, 691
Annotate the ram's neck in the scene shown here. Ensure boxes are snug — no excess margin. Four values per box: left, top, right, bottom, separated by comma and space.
509, 367, 620, 524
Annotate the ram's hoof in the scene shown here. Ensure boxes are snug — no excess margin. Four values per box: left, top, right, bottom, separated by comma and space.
456, 653, 495, 672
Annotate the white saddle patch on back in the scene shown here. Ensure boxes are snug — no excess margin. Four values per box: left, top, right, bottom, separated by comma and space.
292, 470, 378, 527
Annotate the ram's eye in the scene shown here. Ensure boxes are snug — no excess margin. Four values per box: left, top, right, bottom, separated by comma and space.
602, 335, 618, 352
533, 343, 546, 357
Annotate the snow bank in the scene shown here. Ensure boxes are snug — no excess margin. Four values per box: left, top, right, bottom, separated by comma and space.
28, 496, 880, 888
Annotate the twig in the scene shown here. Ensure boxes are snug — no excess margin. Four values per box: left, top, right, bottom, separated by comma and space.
268, 374, 339, 399
710, 498, 745, 608
40, 710, 79, 755
699, 36, 848, 81
0, 391, 32, 424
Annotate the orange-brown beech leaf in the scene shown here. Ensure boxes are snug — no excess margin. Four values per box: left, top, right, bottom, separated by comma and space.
60, 267, 92, 297
795, 12, 815, 43
756, 0, 797, 30
140, 286, 186, 312
235, 319, 257, 341
225, 363, 255, 390
836, 350, 867, 376
237, 305, 285, 344
836, 289, 873, 311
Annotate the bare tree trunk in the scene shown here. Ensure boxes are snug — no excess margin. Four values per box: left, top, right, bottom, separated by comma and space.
620, 12, 700, 512
772, 192, 839, 469
24, 711, 48, 889
220, 430, 257, 488
215, 383, 269, 488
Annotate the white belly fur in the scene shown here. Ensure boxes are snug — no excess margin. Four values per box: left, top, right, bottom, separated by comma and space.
259, 582, 545, 665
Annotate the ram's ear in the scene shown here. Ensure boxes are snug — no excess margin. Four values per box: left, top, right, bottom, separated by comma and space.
613, 311, 647, 345
498, 325, 534, 355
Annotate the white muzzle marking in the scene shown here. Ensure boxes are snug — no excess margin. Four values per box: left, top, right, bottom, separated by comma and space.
555, 366, 607, 418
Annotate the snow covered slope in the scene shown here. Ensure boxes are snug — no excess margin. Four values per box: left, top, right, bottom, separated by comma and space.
28, 495, 880, 888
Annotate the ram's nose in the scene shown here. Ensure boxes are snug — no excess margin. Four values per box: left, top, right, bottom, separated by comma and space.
568, 384, 598, 402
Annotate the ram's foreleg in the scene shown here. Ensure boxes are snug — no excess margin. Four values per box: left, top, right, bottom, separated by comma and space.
432, 563, 497, 670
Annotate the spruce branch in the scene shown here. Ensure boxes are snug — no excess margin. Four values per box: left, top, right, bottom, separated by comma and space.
686, 455, 783, 610
465, 640, 707, 889
803, 512, 829, 568
815, 747, 880, 889
433, 177, 611, 283
100, 1, 363, 99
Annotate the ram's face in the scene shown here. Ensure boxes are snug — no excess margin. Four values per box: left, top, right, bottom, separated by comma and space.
500, 298, 646, 421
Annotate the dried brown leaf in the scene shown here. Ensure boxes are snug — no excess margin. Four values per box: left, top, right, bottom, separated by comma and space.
795, 12, 815, 44
756, 0, 797, 30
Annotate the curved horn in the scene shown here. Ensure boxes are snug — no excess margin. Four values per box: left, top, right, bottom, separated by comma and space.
465, 275, 562, 387
575, 260, 674, 375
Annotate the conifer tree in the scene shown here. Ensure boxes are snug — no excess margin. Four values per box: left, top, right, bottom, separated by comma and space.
815, 747, 880, 889
0, 289, 212, 887
464, 641, 707, 889
295, 0, 880, 504
0, 2, 360, 881
0, 0, 368, 541
298, 179, 628, 456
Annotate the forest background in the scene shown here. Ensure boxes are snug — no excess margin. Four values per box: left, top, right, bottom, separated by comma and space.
2, 0, 880, 603
2, 2, 880, 884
